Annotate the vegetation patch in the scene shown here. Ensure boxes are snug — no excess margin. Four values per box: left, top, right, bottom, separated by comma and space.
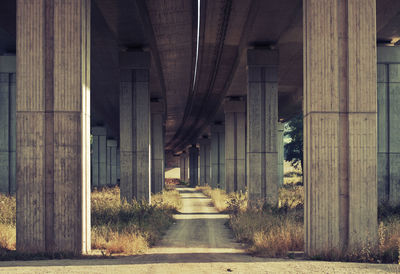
0, 186, 181, 259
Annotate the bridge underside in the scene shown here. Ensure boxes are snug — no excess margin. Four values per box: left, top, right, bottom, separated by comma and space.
0, 0, 399, 257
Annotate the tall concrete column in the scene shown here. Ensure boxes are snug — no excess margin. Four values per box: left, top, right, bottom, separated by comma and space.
199, 138, 211, 186
210, 124, 225, 189
180, 152, 187, 182
303, 0, 377, 255
185, 151, 190, 182
91, 127, 107, 188
277, 122, 284, 187
0, 56, 16, 194
120, 51, 151, 203
246, 49, 278, 205
106, 140, 117, 186
16, 0, 91, 254
224, 100, 246, 193
116, 148, 120, 184
377, 46, 400, 207
151, 101, 165, 194
189, 145, 199, 186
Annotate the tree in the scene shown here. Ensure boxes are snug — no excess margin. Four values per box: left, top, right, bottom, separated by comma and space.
284, 113, 303, 172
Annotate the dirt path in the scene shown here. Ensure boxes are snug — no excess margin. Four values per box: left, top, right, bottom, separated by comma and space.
0, 187, 398, 273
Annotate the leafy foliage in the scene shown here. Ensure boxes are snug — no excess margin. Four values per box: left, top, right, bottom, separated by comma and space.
284, 113, 303, 171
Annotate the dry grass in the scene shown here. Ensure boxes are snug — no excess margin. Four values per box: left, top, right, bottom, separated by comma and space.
197, 185, 230, 212
91, 186, 181, 255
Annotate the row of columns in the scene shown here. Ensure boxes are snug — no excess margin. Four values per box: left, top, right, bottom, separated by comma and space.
11, 0, 395, 258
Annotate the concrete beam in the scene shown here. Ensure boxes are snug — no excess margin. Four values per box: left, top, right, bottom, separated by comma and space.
224, 100, 246, 193
119, 51, 151, 203
246, 49, 278, 205
210, 124, 225, 189
377, 46, 400, 206
151, 102, 165, 194
0, 56, 16, 194
303, 0, 377, 256
16, 0, 91, 254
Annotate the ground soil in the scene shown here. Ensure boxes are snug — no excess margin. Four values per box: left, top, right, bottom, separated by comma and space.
0, 187, 398, 273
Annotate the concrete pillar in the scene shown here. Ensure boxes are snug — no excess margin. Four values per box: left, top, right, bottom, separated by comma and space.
16, 0, 91, 254
151, 102, 165, 194
210, 124, 225, 189
180, 152, 187, 182
0, 56, 16, 194
189, 145, 199, 186
199, 138, 211, 186
116, 148, 120, 184
246, 49, 278, 205
185, 152, 190, 182
303, 0, 377, 255
91, 127, 107, 188
277, 122, 284, 188
107, 140, 118, 186
224, 100, 246, 193
120, 51, 151, 203
377, 46, 400, 207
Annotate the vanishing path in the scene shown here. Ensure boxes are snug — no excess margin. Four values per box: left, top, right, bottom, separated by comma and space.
0, 187, 398, 273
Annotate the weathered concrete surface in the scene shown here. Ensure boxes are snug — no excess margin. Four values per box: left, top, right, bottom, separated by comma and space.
303, 0, 378, 256
151, 101, 165, 194
199, 138, 211, 186
277, 122, 284, 187
189, 145, 199, 186
0, 55, 15, 194
246, 49, 279, 206
106, 139, 117, 186
179, 152, 187, 182
119, 51, 151, 203
224, 100, 246, 193
91, 127, 107, 188
16, 0, 91, 254
377, 46, 400, 206
210, 125, 225, 189
0, 188, 396, 273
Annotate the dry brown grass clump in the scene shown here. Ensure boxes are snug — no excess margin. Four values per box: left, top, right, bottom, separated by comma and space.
91, 186, 180, 255
0, 194, 16, 253
197, 185, 230, 212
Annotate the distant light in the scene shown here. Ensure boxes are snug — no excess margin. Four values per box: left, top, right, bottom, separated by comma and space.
390, 37, 400, 46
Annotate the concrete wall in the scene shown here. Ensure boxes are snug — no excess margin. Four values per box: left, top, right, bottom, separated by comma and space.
0, 56, 16, 194
377, 46, 400, 206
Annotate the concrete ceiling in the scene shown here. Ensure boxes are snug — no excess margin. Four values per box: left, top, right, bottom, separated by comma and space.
0, 0, 400, 155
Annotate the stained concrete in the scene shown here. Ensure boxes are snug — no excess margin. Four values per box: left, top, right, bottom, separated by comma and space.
224, 100, 246, 193
91, 127, 107, 188
151, 101, 165, 193
246, 49, 278, 206
0, 55, 15, 194
198, 138, 211, 186
119, 51, 151, 203
180, 152, 187, 182
277, 122, 284, 188
210, 125, 225, 189
189, 145, 199, 186
106, 140, 118, 186
303, 0, 377, 256
377, 46, 400, 206
16, 0, 91, 254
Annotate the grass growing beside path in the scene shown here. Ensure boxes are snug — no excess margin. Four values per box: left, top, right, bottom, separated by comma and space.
198, 184, 400, 263
0, 186, 181, 258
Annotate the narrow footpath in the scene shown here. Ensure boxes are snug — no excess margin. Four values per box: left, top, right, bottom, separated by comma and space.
0, 188, 397, 273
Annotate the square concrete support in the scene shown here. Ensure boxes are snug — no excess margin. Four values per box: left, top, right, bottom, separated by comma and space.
91, 127, 107, 188
224, 100, 246, 193
119, 51, 151, 203
151, 102, 165, 194
210, 125, 225, 189
277, 122, 284, 188
199, 138, 211, 186
246, 49, 278, 205
377, 46, 400, 207
180, 152, 187, 182
107, 140, 118, 186
116, 148, 120, 184
185, 152, 190, 182
304, 0, 377, 255
16, 0, 91, 254
0, 56, 16, 194
189, 145, 199, 186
